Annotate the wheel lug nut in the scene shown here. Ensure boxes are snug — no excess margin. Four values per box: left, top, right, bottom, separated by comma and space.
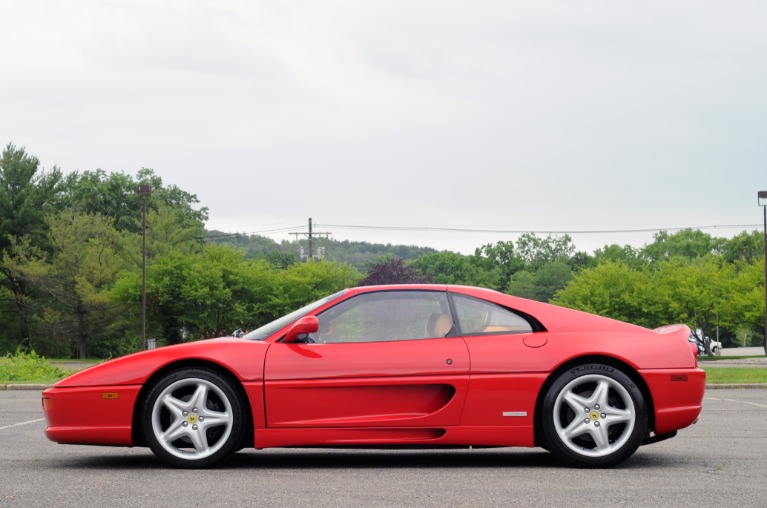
193, 408, 198, 413
183, 411, 188, 416
584, 418, 590, 424
594, 421, 601, 427
199, 416, 204, 422
182, 421, 188, 427
192, 424, 198, 430
601, 413, 606, 419
584, 408, 590, 412
595, 404, 600, 409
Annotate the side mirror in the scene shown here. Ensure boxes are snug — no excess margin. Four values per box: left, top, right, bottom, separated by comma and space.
282, 316, 319, 343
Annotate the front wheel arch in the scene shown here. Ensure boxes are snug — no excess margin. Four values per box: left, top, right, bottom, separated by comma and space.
132, 360, 254, 449
140, 366, 248, 467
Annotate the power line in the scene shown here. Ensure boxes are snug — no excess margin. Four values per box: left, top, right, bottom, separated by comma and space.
316, 223, 762, 235
204, 221, 763, 243
205, 225, 305, 240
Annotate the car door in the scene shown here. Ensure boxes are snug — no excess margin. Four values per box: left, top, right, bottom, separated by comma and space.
448, 292, 545, 430
264, 290, 470, 428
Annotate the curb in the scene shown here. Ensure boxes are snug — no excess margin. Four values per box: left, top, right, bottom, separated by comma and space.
704, 383, 767, 389
2, 384, 52, 391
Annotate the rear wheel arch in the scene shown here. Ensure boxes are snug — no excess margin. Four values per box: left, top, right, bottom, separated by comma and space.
132, 360, 254, 449
533, 355, 654, 449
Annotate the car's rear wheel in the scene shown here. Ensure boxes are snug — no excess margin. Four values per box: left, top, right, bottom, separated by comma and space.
540, 364, 648, 468
142, 368, 245, 468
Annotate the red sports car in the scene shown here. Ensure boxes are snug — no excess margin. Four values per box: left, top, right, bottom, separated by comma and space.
42, 285, 704, 468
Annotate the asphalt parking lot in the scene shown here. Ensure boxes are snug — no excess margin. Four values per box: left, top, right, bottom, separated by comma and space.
2, 388, 766, 507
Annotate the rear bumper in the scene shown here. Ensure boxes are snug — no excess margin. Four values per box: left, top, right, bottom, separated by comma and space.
639, 368, 705, 435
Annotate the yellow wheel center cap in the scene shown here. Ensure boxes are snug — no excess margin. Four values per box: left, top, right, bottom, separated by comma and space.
589, 411, 600, 421
188, 414, 198, 424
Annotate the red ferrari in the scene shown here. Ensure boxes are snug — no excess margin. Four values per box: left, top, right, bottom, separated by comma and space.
42, 285, 704, 468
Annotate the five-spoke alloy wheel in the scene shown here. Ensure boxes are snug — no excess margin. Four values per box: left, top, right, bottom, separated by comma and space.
142, 368, 245, 468
541, 364, 648, 468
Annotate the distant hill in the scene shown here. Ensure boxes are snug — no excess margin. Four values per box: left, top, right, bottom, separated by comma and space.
204, 230, 440, 270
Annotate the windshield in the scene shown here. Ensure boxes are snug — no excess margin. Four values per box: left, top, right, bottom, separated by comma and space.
243, 290, 345, 341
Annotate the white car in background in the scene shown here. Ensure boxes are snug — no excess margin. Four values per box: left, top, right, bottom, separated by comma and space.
689, 334, 721, 355
708, 338, 722, 354
690, 334, 722, 355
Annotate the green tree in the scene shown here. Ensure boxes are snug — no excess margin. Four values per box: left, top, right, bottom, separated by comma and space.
506, 270, 538, 301
641, 229, 724, 263
188, 246, 280, 337
593, 244, 644, 269
567, 250, 596, 273
117, 202, 205, 271
60, 168, 208, 238
114, 246, 279, 343
4, 211, 124, 358
264, 250, 297, 269
471, 241, 524, 292
506, 262, 572, 303
533, 261, 573, 302
552, 262, 649, 325
60, 170, 140, 231
722, 259, 765, 347
554, 254, 757, 353
0, 144, 64, 349
515, 233, 576, 271
270, 260, 362, 318
113, 249, 361, 344
412, 251, 496, 288
0, 145, 64, 252
113, 251, 190, 345
651, 256, 734, 353
720, 231, 764, 264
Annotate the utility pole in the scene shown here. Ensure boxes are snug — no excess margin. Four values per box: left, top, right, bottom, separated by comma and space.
760, 191, 767, 356
291, 218, 331, 261
139, 184, 152, 350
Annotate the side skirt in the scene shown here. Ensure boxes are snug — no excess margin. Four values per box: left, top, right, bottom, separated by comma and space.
253, 426, 535, 449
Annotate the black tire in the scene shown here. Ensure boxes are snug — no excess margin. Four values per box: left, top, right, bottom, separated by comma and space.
141, 367, 245, 468
540, 364, 648, 468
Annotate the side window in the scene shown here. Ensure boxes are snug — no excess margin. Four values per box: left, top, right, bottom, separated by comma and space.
452, 294, 533, 335
314, 291, 452, 343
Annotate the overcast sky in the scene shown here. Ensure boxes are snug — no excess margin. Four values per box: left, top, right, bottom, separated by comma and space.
2, 0, 766, 254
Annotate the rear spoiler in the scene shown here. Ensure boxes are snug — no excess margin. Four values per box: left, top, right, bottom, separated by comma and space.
654, 324, 697, 362
653, 324, 691, 337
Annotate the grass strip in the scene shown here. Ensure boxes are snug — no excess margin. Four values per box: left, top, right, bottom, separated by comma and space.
702, 367, 767, 384
0, 351, 75, 384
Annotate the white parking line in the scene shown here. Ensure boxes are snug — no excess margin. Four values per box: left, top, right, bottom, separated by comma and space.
0, 418, 44, 431
707, 397, 767, 409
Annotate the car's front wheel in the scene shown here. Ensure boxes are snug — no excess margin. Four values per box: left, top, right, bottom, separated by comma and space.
540, 364, 648, 468
142, 368, 245, 468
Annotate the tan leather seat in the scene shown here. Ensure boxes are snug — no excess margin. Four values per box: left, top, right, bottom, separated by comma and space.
481, 325, 513, 333
427, 313, 453, 337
